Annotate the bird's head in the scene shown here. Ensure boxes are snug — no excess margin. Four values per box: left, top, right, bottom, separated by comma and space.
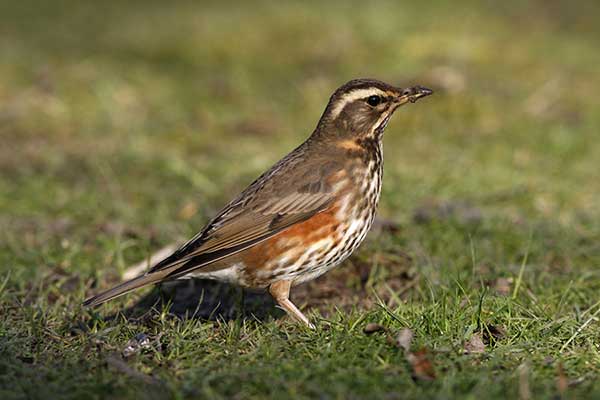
315, 79, 433, 142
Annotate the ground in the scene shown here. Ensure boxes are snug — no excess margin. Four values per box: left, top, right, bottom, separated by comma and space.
1, 1, 600, 399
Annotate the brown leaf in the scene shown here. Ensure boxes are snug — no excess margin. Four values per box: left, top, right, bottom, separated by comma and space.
407, 348, 436, 381
464, 333, 485, 354
363, 323, 386, 335
494, 277, 512, 296
557, 362, 567, 396
396, 328, 414, 352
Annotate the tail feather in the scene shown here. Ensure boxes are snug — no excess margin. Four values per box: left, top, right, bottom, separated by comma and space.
83, 271, 168, 307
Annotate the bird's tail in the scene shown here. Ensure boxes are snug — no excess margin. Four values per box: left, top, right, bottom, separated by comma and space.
83, 270, 169, 307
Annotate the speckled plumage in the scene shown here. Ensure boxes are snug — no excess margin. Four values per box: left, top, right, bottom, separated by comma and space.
84, 79, 433, 327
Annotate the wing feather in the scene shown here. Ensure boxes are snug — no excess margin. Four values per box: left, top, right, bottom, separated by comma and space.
148, 153, 342, 275
83, 146, 345, 307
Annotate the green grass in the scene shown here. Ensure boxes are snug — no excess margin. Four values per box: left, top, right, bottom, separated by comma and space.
1, 0, 600, 398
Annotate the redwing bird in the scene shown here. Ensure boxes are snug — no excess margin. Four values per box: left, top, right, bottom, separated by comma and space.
84, 79, 433, 328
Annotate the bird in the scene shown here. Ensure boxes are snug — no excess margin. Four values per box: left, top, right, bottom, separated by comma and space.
83, 78, 433, 328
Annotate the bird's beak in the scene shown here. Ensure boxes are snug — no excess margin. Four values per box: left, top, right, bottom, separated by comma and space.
395, 86, 434, 106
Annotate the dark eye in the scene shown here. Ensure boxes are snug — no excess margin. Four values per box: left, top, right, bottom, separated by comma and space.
366, 95, 381, 107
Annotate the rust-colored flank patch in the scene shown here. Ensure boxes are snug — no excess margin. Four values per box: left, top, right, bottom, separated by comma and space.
241, 203, 342, 275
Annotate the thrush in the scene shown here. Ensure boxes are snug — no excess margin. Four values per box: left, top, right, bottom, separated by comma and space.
83, 79, 433, 328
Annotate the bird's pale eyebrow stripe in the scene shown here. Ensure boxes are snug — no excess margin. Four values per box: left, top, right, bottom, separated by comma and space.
329, 88, 388, 119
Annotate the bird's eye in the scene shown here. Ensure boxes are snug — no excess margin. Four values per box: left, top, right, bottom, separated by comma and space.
366, 95, 381, 107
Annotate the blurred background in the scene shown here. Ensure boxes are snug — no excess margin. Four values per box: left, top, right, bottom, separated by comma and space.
2, 0, 598, 280
1, 0, 599, 297
2, 1, 600, 397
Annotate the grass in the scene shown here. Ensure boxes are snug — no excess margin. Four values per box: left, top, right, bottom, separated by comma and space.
1, 0, 600, 398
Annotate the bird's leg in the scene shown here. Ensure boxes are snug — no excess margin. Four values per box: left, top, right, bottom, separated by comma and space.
269, 280, 315, 329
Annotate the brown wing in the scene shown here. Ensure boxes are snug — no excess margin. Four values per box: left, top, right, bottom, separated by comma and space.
151, 191, 335, 279
82, 145, 343, 307
148, 150, 342, 278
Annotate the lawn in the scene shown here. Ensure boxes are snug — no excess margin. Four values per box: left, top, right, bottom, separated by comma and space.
1, 1, 600, 399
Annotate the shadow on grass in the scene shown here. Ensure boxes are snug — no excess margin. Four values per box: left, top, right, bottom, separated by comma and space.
120, 279, 283, 323
97, 227, 413, 325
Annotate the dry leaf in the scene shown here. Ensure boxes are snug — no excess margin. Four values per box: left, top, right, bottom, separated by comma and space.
397, 328, 414, 352
494, 277, 512, 296
363, 323, 386, 335
386, 327, 434, 381
408, 348, 436, 381
464, 333, 485, 354
557, 362, 567, 396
